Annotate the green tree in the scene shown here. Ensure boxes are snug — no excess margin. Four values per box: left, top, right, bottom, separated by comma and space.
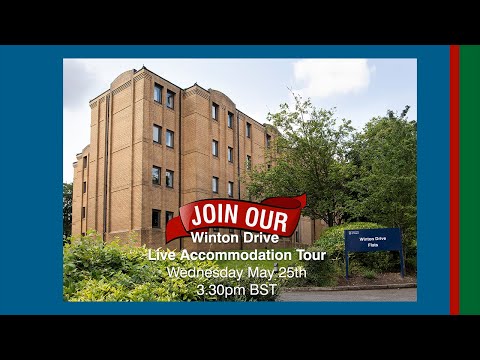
346, 106, 417, 242
245, 94, 355, 226
63, 182, 73, 240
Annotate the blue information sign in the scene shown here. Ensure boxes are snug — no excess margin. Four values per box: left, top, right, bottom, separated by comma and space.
344, 228, 405, 279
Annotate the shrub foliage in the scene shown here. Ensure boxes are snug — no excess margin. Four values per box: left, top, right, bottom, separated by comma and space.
64, 232, 278, 301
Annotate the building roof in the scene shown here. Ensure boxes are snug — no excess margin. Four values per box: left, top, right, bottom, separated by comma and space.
88, 66, 275, 132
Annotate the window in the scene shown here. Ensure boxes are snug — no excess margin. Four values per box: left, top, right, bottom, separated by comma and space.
166, 130, 174, 148
227, 112, 233, 128
153, 124, 161, 144
229, 228, 235, 234
295, 230, 300, 243
83, 156, 87, 168
212, 176, 219, 193
212, 103, 219, 120
82, 206, 86, 219
212, 140, 218, 157
83, 181, 87, 193
228, 147, 233, 162
152, 209, 161, 228
166, 211, 174, 225
246, 122, 252, 138
266, 134, 271, 148
166, 90, 175, 109
154, 83, 162, 103
246, 155, 251, 170
152, 166, 161, 185
213, 227, 219, 232
166, 170, 174, 188
228, 181, 234, 197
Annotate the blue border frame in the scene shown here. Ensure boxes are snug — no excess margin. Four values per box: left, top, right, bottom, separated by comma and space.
0, 45, 449, 314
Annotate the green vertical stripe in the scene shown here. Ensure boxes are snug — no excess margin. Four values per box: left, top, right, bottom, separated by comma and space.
460, 45, 480, 314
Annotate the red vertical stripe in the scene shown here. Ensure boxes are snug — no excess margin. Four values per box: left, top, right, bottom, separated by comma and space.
450, 45, 460, 315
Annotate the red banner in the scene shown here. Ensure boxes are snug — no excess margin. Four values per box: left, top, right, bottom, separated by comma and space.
166, 194, 307, 243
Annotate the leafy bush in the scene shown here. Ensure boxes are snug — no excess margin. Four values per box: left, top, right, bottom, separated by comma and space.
315, 222, 410, 273
282, 247, 339, 287
404, 240, 417, 274
64, 232, 278, 301
362, 269, 377, 279
302, 247, 339, 286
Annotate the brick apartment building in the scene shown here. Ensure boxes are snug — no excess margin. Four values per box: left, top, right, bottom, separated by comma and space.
71, 66, 326, 250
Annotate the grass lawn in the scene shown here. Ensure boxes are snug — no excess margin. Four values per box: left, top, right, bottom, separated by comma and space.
215, 248, 300, 271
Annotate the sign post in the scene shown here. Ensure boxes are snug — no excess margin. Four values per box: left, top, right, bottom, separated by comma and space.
344, 228, 404, 279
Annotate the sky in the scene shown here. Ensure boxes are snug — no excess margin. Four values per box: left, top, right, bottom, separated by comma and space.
63, 58, 417, 182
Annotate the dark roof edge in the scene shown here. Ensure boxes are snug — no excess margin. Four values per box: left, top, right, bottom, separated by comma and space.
184, 82, 210, 94
143, 66, 184, 92
88, 67, 273, 131
89, 67, 185, 103
89, 88, 109, 103
237, 108, 270, 129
